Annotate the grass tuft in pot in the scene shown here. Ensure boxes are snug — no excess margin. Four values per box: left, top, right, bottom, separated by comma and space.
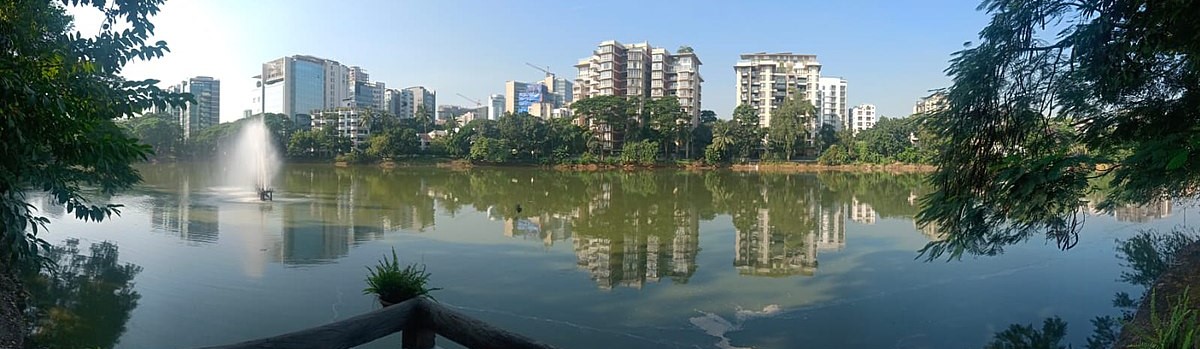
363, 248, 440, 306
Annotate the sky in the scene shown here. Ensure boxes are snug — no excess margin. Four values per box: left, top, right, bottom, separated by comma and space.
73, 0, 991, 123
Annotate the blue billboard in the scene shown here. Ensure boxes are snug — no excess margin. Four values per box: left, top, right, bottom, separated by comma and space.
516, 83, 547, 113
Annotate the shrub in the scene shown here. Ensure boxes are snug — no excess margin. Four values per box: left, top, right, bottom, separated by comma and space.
620, 140, 658, 166
363, 248, 440, 304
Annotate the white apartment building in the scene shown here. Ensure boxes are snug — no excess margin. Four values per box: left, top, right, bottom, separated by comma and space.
312, 109, 371, 147
817, 77, 848, 131
734, 53, 822, 127
487, 94, 505, 120
914, 91, 947, 115
849, 104, 877, 134
573, 40, 703, 123
323, 60, 350, 111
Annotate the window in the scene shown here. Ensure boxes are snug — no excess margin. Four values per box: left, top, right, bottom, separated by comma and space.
652, 62, 662, 70
653, 54, 663, 61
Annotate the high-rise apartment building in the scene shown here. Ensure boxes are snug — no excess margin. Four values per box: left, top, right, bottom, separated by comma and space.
733, 53, 822, 127
573, 40, 703, 123
487, 94, 505, 120
163, 76, 220, 139
817, 77, 848, 131
849, 104, 877, 134
913, 91, 947, 115
405, 86, 436, 119
385, 89, 414, 119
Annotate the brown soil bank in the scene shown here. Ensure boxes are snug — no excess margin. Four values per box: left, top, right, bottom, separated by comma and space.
1117, 241, 1200, 348
730, 162, 935, 173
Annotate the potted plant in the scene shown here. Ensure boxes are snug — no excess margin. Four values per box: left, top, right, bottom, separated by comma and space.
363, 248, 440, 307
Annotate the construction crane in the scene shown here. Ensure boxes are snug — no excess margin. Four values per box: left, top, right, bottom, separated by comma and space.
456, 93, 482, 106
525, 62, 554, 78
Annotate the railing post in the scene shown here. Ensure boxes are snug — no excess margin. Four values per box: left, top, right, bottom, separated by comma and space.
401, 299, 435, 349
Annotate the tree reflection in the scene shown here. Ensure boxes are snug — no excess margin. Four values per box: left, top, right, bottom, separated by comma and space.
982, 228, 1199, 348
21, 239, 141, 349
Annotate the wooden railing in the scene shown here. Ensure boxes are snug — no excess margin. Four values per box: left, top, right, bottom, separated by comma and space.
198, 297, 558, 349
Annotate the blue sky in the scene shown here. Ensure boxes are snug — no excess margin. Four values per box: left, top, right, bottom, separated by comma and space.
102, 0, 992, 122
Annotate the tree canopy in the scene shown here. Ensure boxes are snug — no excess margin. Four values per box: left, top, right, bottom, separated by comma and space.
0, 0, 187, 264
918, 0, 1200, 259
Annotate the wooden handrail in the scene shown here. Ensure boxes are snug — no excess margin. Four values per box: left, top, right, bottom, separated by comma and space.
197, 297, 558, 349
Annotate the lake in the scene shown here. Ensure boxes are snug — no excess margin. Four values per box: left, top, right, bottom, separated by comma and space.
31, 163, 1186, 348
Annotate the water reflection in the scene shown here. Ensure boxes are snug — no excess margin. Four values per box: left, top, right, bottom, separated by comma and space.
132, 164, 1178, 290
22, 239, 141, 349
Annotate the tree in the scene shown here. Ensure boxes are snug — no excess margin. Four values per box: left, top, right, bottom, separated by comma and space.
498, 112, 548, 161
677, 45, 694, 54
0, 0, 188, 265
767, 94, 813, 160
815, 124, 840, 153
122, 112, 183, 158
856, 117, 915, 162
918, 0, 1200, 259
572, 96, 631, 158
700, 110, 718, 125
731, 105, 762, 161
469, 137, 511, 163
414, 105, 433, 134
705, 120, 735, 164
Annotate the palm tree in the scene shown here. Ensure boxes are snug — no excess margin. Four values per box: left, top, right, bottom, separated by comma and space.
415, 105, 432, 134
444, 115, 460, 133
711, 121, 735, 157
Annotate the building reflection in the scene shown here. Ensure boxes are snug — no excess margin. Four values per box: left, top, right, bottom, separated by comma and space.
570, 209, 700, 289
147, 172, 220, 244
504, 211, 575, 247
1085, 199, 1174, 223
849, 196, 877, 225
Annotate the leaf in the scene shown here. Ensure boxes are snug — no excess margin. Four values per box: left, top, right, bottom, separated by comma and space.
1166, 150, 1188, 170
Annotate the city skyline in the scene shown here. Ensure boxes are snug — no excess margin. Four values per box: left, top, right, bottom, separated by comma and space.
69, 0, 990, 124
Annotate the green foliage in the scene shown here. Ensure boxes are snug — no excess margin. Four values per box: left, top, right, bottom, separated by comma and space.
1132, 288, 1198, 349
817, 145, 851, 165
365, 128, 420, 160
767, 93, 813, 160
498, 112, 548, 161
982, 317, 1069, 349
856, 117, 914, 161
731, 105, 763, 161
0, 0, 189, 264
363, 248, 440, 304
703, 145, 726, 165
918, 0, 1200, 259
572, 95, 633, 157
620, 140, 659, 166
469, 137, 512, 163
286, 126, 351, 160
121, 113, 183, 159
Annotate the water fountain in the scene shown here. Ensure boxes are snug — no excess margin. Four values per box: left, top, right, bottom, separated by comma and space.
224, 116, 281, 201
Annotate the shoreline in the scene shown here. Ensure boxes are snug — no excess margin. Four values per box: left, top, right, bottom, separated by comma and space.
1116, 240, 1200, 347
291, 159, 935, 173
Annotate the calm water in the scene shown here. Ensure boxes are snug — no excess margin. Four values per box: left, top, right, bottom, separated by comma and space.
32, 163, 1189, 349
